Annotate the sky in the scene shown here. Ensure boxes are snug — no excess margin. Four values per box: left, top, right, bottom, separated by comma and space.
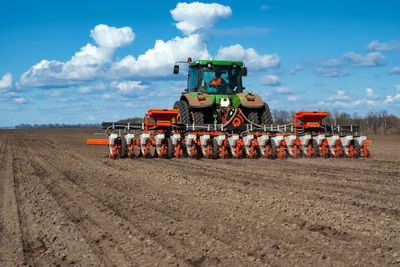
0, 0, 399, 126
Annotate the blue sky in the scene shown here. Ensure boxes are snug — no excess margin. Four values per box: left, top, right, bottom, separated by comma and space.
0, 0, 399, 126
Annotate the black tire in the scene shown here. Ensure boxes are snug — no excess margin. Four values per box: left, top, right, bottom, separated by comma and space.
167, 137, 174, 159
212, 138, 220, 159
120, 137, 127, 158
261, 103, 272, 125
193, 110, 205, 124
247, 111, 260, 125
173, 101, 191, 124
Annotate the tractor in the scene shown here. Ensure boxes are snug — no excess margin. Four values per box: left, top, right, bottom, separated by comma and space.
173, 58, 272, 125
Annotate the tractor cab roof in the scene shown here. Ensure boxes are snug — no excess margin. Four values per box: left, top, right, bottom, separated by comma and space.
189, 60, 244, 67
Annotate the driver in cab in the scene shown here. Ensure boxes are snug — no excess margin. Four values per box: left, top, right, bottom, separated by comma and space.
210, 71, 226, 86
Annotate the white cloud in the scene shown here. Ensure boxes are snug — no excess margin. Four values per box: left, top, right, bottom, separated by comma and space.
318, 51, 386, 72
216, 44, 280, 70
384, 94, 400, 103
321, 58, 343, 67
328, 90, 351, 101
315, 67, 348, 77
366, 88, 373, 97
18, 2, 280, 87
396, 85, 400, 91
102, 94, 112, 99
259, 74, 280, 86
342, 52, 385, 67
0, 73, 13, 90
114, 80, 148, 94
112, 34, 210, 78
44, 90, 63, 97
170, 2, 232, 35
365, 40, 400, 52
14, 97, 26, 104
21, 25, 135, 87
287, 96, 299, 102
77, 82, 107, 94
90, 24, 134, 48
388, 66, 400, 75
289, 64, 303, 75
88, 115, 96, 121
274, 86, 294, 94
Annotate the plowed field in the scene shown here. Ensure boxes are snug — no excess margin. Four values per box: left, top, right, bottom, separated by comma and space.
1, 128, 399, 266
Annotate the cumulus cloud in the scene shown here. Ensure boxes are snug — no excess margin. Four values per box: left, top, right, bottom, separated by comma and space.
318, 52, 386, 73
216, 44, 280, 70
14, 97, 27, 104
259, 74, 280, 86
112, 34, 210, 78
0, 73, 13, 90
43, 90, 63, 97
114, 80, 148, 95
90, 24, 134, 48
289, 64, 303, 75
388, 66, 400, 75
274, 87, 294, 94
77, 82, 107, 94
342, 52, 385, 67
22, 25, 134, 87
328, 90, 351, 101
18, 2, 280, 88
21, 25, 135, 87
366, 88, 373, 97
365, 40, 400, 52
287, 96, 300, 102
384, 94, 400, 103
315, 67, 348, 77
170, 2, 231, 35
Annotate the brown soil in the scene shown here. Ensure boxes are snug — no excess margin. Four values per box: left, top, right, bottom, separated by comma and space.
1, 128, 399, 266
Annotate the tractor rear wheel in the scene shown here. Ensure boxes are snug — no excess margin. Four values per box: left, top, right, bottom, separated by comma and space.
193, 109, 205, 124
261, 103, 272, 125
247, 111, 260, 125
174, 101, 191, 124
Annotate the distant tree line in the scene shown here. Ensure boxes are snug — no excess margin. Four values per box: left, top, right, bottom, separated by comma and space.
15, 123, 100, 129
272, 109, 400, 135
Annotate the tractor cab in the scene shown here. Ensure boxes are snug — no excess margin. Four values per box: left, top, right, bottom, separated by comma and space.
187, 61, 246, 95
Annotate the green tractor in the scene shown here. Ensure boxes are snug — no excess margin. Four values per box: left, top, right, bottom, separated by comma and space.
173, 58, 272, 125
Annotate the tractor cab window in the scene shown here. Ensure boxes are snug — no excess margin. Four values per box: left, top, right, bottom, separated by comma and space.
198, 66, 243, 94
188, 67, 198, 92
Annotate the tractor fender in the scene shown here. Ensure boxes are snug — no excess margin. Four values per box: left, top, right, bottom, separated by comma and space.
237, 93, 264, 108
181, 93, 213, 108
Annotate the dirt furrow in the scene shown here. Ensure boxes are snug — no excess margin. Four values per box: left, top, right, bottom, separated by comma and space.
0, 134, 25, 266
10, 135, 104, 266
17, 135, 190, 266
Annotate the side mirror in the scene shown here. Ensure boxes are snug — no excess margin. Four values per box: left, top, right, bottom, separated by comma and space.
173, 65, 179, 74
241, 67, 247, 77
